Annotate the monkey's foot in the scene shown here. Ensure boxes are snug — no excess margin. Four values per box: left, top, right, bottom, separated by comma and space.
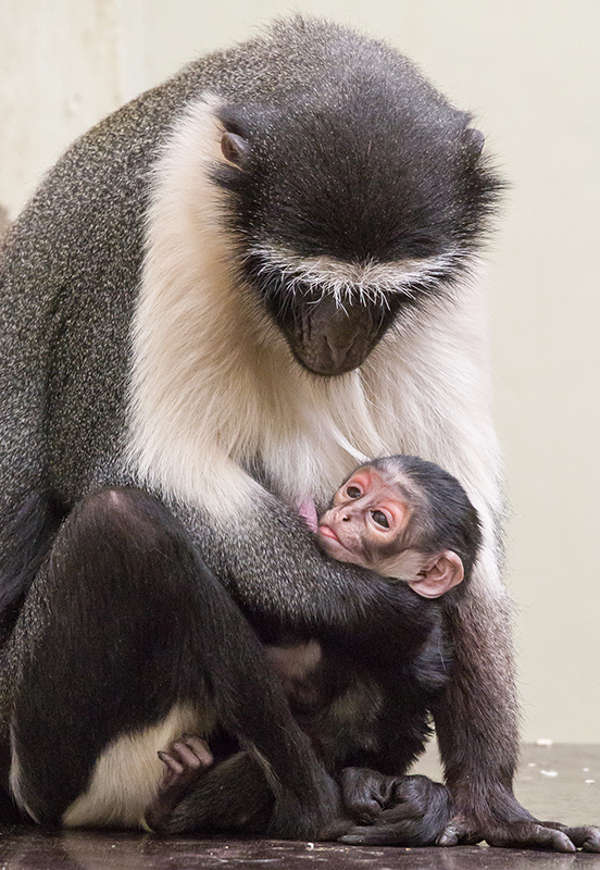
145, 734, 214, 831
338, 769, 451, 846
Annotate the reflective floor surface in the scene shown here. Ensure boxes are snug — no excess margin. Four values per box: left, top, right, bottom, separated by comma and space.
0, 744, 598, 869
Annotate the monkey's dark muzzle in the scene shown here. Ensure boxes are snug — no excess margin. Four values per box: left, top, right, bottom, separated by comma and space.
282, 294, 395, 376
245, 254, 401, 376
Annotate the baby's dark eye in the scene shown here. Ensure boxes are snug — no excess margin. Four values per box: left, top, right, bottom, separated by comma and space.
346, 485, 361, 499
371, 510, 389, 528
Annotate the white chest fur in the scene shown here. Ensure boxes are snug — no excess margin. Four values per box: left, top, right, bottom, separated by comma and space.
127, 92, 503, 604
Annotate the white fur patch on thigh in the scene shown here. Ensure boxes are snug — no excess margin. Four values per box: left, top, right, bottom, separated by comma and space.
62, 702, 215, 829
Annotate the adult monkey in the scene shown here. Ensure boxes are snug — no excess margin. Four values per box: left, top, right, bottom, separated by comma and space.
0, 17, 597, 851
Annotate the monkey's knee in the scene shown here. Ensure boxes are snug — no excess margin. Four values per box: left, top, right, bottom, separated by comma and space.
71, 486, 176, 546
57, 486, 203, 600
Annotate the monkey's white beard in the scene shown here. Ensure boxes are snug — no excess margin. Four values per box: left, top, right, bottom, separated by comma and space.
127, 92, 504, 596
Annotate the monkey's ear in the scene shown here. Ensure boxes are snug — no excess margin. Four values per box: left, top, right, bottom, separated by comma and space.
463, 127, 485, 158
221, 132, 249, 168
407, 550, 464, 599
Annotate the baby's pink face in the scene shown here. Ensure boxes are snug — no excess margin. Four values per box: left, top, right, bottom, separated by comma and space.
316, 466, 411, 568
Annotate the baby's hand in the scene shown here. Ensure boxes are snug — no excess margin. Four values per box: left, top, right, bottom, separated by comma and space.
297, 497, 318, 532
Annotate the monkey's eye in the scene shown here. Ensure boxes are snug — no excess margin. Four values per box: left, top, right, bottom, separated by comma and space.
346, 485, 362, 499
371, 510, 390, 528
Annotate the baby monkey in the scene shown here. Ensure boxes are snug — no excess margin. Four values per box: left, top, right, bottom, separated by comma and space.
302, 454, 479, 599
266, 454, 479, 706
146, 456, 481, 843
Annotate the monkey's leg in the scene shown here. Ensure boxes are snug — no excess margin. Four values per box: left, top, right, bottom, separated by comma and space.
5, 487, 342, 838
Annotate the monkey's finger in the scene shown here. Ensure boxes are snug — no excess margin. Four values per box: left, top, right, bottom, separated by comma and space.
581, 831, 600, 853
539, 823, 600, 853
343, 791, 384, 823
157, 750, 184, 776
375, 802, 420, 823
437, 821, 462, 846
339, 825, 388, 845
179, 734, 214, 767
347, 798, 383, 824
340, 822, 419, 846
171, 740, 205, 770
485, 822, 576, 852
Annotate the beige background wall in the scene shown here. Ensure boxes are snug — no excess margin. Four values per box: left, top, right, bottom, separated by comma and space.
1, 0, 599, 743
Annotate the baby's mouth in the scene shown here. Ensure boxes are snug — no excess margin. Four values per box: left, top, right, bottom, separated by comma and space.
318, 524, 340, 543
318, 525, 353, 554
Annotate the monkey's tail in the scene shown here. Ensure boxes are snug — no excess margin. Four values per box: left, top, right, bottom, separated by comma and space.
0, 491, 66, 615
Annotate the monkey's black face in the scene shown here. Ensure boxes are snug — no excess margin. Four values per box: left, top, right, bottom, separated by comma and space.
214, 63, 502, 376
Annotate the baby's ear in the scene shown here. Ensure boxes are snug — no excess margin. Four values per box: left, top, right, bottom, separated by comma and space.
407, 551, 464, 599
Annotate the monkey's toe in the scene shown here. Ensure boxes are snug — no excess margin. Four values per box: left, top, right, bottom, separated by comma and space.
179, 734, 214, 767
160, 734, 213, 786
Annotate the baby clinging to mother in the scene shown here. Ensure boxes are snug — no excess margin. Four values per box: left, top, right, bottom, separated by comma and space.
146, 454, 481, 839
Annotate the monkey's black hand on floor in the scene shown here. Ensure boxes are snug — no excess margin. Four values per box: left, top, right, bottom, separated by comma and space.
438, 788, 600, 853
338, 768, 452, 846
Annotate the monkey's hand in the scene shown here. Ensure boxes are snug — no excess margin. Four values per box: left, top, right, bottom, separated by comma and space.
438, 784, 600, 852
338, 769, 452, 846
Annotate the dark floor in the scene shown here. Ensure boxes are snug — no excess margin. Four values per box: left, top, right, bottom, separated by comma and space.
0, 744, 598, 868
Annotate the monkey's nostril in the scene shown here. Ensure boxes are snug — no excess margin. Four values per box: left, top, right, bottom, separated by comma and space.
341, 514, 350, 522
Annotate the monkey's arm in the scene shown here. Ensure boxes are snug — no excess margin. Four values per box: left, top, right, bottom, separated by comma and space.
171, 477, 432, 656
355, 287, 600, 852
433, 591, 600, 852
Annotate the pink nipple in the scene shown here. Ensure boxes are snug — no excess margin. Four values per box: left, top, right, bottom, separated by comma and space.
297, 498, 318, 533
